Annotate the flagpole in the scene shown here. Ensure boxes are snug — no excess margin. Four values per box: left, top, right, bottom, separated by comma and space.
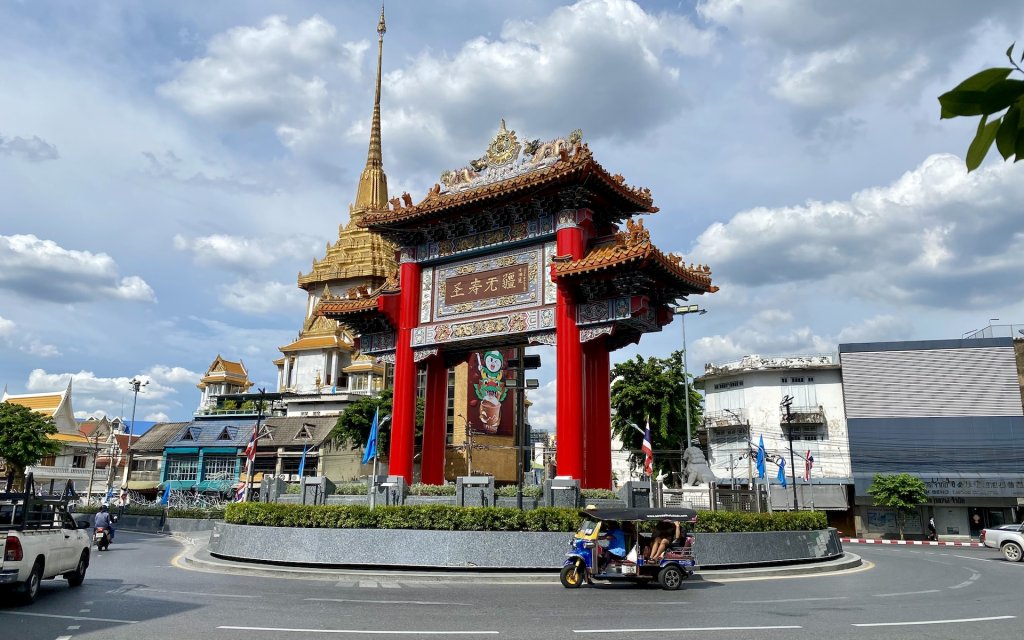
245, 388, 266, 503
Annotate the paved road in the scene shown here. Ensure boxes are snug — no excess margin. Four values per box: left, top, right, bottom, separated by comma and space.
1, 531, 1020, 639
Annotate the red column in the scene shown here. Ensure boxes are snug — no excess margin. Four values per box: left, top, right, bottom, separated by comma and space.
389, 260, 421, 483
583, 339, 612, 489
555, 223, 585, 481
420, 355, 447, 485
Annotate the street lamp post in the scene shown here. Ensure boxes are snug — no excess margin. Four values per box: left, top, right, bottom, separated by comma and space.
122, 377, 148, 500
674, 305, 706, 481
781, 395, 799, 510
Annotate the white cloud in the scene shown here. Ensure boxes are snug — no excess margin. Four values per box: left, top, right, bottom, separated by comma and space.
218, 279, 305, 314
145, 412, 170, 422
24, 365, 202, 423
526, 379, 557, 432
384, 0, 714, 168
0, 234, 156, 304
0, 316, 14, 337
173, 233, 323, 272
0, 133, 59, 162
23, 340, 60, 358
158, 14, 366, 142
836, 315, 914, 344
691, 155, 1024, 308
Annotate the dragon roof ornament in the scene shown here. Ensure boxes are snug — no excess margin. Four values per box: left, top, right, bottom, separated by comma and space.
439, 120, 584, 192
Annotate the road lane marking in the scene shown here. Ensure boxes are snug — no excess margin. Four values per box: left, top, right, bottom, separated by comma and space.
359, 581, 377, 588
78, 609, 90, 613
0, 611, 137, 624
136, 587, 259, 599
574, 625, 803, 633
948, 568, 981, 589
853, 615, 1014, 627
731, 597, 847, 604
307, 597, 471, 606
380, 583, 400, 589
218, 626, 498, 635
55, 636, 72, 640
873, 589, 939, 597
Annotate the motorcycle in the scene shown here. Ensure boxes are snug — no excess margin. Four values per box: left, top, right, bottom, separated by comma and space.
93, 526, 110, 551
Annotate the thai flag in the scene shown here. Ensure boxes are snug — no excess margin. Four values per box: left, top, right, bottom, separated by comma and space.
641, 421, 654, 477
234, 485, 246, 502
804, 450, 814, 482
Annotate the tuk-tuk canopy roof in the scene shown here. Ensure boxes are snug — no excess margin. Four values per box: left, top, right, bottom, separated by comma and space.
580, 507, 698, 523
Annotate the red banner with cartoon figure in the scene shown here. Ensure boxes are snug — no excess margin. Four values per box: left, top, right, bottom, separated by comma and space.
467, 349, 516, 436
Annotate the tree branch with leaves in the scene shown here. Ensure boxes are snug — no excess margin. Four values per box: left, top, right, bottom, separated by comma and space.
939, 42, 1024, 170
0, 401, 64, 491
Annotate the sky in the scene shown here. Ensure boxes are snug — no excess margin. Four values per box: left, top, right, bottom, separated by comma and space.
2, 0, 1023, 427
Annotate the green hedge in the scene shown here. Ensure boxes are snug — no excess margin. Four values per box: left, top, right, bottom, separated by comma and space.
226, 503, 828, 533
75, 505, 225, 519
690, 510, 827, 533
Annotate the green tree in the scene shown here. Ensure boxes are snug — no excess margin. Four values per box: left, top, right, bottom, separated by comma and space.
867, 473, 929, 540
610, 351, 702, 484
0, 401, 63, 490
327, 390, 424, 456
939, 42, 1024, 171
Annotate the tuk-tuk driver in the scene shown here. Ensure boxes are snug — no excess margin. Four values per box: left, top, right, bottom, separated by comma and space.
600, 522, 627, 569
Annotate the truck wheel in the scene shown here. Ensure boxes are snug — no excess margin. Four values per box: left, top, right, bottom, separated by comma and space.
67, 551, 88, 587
658, 565, 684, 591
1002, 542, 1023, 562
560, 561, 585, 588
20, 561, 43, 604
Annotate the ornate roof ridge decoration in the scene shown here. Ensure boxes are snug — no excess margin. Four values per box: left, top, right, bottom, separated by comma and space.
297, 225, 397, 288
360, 121, 658, 227
552, 218, 719, 293
316, 267, 400, 317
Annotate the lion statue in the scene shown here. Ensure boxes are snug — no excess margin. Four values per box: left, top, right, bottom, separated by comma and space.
682, 447, 717, 487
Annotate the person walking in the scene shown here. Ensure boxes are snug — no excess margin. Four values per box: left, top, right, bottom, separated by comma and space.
927, 516, 937, 541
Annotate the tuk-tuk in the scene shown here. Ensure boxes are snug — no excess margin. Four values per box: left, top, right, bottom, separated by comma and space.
560, 507, 697, 590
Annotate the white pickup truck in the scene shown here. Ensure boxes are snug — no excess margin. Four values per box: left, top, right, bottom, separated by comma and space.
1, 478, 91, 603
980, 522, 1024, 562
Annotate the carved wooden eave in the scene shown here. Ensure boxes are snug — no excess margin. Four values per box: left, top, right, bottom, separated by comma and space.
315, 278, 400, 336
360, 141, 657, 232
551, 219, 718, 303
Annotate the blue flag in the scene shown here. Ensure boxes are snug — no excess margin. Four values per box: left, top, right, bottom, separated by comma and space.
160, 483, 171, 505
756, 435, 766, 479
297, 444, 308, 477
362, 407, 379, 465
777, 457, 787, 488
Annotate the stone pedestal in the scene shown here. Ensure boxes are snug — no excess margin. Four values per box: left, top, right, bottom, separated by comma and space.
619, 480, 652, 508
544, 477, 580, 508
368, 474, 406, 506
261, 477, 287, 503
456, 476, 495, 507
300, 476, 336, 505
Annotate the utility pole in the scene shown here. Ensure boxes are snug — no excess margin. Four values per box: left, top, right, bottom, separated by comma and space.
781, 395, 799, 510
674, 305, 707, 484
245, 389, 266, 502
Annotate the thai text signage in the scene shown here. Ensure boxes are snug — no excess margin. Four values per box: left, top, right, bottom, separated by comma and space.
444, 264, 528, 305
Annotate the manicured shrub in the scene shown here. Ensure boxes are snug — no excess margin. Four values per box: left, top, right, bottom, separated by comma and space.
226, 502, 829, 533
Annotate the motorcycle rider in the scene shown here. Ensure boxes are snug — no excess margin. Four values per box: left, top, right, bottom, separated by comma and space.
94, 504, 115, 542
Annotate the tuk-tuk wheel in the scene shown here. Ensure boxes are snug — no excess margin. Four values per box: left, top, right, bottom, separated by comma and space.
560, 561, 585, 589
658, 565, 684, 591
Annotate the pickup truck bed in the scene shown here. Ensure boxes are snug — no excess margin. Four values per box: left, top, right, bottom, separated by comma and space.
1, 476, 91, 603
980, 523, 1024, 562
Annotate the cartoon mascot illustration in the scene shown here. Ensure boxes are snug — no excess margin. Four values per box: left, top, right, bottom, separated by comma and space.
474, 351, 508, 433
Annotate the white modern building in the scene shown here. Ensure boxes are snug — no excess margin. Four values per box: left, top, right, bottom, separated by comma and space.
695, 354, 852, 511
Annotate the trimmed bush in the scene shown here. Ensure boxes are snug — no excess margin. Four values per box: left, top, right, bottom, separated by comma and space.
225, 503, 828, 533
495, 484, 542, 498
334, 483, 368, 495
167, 507, 225, 519
408, 483, 457, 496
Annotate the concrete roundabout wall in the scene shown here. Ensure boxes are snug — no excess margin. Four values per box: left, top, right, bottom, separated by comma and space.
208, 523, 844, 570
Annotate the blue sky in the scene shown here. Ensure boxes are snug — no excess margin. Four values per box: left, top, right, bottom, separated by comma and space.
2, 1, 1023, 425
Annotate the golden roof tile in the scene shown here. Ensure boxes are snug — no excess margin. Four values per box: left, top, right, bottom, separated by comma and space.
278, 335, 353, 353
3, 393, 62, 415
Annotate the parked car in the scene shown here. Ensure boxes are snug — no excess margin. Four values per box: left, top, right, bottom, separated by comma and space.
980, 522, 1024, 562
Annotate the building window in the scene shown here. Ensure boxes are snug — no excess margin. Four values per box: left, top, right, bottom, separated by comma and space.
203, 456, 235, 480
72, 455, 88, 469
784, 424, 827, 441
39, 455, 57, 467
713, 380, 744, 390
165, 456, 199, 481
131, 459, 158, 472
709, 426, 750, 445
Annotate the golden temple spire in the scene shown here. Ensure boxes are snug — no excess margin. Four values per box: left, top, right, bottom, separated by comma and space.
353, 4, 389, 214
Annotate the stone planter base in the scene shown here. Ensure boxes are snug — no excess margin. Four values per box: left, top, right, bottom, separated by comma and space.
209, 523, 843, 570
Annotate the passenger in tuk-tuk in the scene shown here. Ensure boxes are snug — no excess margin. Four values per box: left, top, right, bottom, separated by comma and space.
648, 519, 683, 561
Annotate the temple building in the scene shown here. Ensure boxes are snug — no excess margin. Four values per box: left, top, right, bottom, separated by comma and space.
197, 355, 253, 412
274, 6, 395, 418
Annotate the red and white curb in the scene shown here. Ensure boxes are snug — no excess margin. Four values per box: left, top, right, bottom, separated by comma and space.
841, 538, 982, 547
